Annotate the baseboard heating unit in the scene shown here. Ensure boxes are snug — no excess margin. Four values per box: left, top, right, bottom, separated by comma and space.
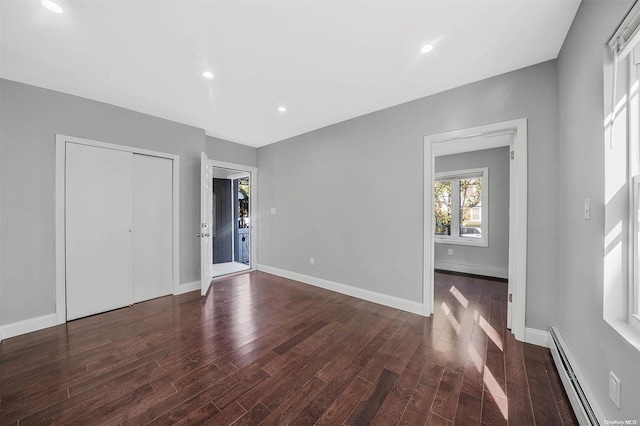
548, 327, 604, 426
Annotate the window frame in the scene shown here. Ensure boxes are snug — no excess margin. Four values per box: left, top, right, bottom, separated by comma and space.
631, 174, 640, 330
629, 46, 640, 332
434, 167, 489, 247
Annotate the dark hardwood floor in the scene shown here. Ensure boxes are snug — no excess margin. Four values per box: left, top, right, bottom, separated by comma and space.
0, 271, 577, 425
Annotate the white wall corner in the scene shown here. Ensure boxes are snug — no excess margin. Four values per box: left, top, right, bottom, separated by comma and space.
0, 313, 58, 340
524, 327, 549, 347
257, 264, 425, 316
174, 281, 200, 295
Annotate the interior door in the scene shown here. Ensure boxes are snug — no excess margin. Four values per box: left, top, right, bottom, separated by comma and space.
66, 143, 133, 320
200, 152, 214, 295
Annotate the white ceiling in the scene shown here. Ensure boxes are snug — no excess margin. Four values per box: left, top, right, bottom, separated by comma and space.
0, 0, 580, 148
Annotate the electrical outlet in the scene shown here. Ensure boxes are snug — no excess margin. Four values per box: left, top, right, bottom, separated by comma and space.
609, 371, 621, 408
448, 249, 454, 256
270, 207, 276, 215
310, 257, 315, 266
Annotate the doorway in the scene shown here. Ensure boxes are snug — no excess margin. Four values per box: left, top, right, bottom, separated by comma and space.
211, 167, 252, 277
200, 155, 258, 295
424, 119, 528, 342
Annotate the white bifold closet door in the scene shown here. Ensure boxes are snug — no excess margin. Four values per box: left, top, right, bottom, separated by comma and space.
65, 143, 172, 321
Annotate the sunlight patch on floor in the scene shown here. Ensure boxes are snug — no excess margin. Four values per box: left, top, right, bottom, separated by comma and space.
449, 285, 469, 308
479, 315, 503, 352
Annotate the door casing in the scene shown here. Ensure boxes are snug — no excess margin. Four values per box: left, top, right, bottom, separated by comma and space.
201, 157, 258, 291
423, 119, 528, 342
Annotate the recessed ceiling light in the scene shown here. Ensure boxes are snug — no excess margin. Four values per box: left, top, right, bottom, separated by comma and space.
41, 0, 63, 14
278, 107, 287, 112
420, 44, 434, 53
202, 71, 214, 79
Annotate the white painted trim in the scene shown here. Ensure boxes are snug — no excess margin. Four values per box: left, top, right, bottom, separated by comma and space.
434, 261, 508, 279
209, 159, 258, 277
211, 269, 254, 282
424, 118, 528, 341
174, 281, 200, 295
258, 264, 424, 315
0, 313, 57, 340
55, 138, 66, 325
171, 155, 181, 297
55, 135, 181, 324
524, 327, 548, 348
548, 327, 606, 426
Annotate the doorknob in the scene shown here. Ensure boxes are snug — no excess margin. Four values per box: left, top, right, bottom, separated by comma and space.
203, 233, 211, 237
196, 233, 201, 238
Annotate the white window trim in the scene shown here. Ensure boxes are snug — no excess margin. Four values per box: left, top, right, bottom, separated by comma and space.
631, 175, 640, 331
603, 4, 640, 350
434, 167, 488, 248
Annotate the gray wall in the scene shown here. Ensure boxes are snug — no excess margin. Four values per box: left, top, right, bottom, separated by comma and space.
0, 79, 254, 326
206, 135, 257, 167
258, 60, 559, 327
557, 0, 640, 420
434, 147, 510, 277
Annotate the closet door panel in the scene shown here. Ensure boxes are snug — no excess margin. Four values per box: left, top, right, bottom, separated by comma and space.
132, 154, 173, 303
66, 143, 133, 320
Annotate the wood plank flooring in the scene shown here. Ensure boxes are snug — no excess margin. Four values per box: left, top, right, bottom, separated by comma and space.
0, 271, 577, 425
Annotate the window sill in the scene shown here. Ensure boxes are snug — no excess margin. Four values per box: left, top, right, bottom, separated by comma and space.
435, 237, 488, 248
604, 318, 640, 352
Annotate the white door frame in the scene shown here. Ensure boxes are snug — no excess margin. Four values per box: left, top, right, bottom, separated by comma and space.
55, 135, 180, 325
423, 119, 528, 341
208, 159, 258, 274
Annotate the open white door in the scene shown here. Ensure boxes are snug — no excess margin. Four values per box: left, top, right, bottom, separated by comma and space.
200, 152, 214, 296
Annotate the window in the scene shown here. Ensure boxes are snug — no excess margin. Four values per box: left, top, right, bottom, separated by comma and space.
434, 167, 488, 246
633, 176, 640, 326
606, 3, 640, 343
630, 48, 640, 332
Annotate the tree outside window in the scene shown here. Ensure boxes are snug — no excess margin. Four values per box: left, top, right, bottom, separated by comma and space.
434, 168, 487, 245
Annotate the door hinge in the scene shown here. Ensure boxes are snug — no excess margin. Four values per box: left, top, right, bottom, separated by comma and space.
508, 293, 513, 303
510, 150, 515, 160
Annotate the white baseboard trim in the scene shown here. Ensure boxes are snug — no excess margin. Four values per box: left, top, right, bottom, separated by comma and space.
524, 327, 549, 347
434, 260, 508, 279
174, 281, 199, 295
548, 327, 605, 425
0, 313, 58, 340
257, 264, 425, 316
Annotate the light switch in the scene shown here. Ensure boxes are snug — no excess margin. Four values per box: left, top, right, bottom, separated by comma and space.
271, 207, 276, 215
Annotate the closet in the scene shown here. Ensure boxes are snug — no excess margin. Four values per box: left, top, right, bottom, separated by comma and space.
65, 142, 173, 320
